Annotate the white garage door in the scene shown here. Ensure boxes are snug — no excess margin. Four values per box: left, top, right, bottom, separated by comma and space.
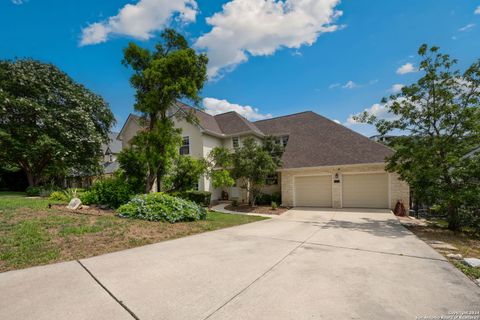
294, 175, 332, 207
342, 173, 388, 208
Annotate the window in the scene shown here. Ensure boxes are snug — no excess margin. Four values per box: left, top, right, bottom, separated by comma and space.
192, 181, 199, 191
109, 154, 113, 162
266, 173, 279, 185
180, 136, 190, 155
232, 136, 239, 148
281, 136, 289, 148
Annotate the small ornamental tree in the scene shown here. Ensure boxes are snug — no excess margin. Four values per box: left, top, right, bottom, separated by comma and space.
122, 29, 208, 193
0, 59, 114, 186
165, 156, 207, 192
209, 136, 283, 206
355, 44, 480, 230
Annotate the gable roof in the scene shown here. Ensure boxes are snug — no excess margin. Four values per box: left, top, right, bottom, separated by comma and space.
101, 132, 122, 154
254, 111, 393, 169
118, 102, 393, 168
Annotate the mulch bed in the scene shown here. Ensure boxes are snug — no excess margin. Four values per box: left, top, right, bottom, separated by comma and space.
225, 204, 289, 215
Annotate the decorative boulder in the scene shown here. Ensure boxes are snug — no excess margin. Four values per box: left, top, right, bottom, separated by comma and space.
67, 197, 82, 210
463, 258, 480, 268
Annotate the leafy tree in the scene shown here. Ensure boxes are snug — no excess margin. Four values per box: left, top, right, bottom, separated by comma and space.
355, 44, 480, 230
122, 29, 208, 193
0, 59, 114, 187
117, 148, 148, 193
165, 156, 207, 192
209, 137, 283, 206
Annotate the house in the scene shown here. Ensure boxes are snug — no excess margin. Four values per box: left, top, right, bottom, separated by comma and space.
66, 132, 122, 188
117, 102, 409, 210
101, 132, 122, 177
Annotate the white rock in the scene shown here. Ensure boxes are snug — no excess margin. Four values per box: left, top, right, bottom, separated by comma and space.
67, 197, 82, 210
463, 258, 480, 268
446, 253, 463, 260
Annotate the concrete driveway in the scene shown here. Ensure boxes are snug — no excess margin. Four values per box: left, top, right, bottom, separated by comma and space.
1, 208, 479, 320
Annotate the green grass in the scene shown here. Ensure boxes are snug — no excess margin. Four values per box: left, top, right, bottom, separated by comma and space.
453, 261, 480, 279
0, 192, 267, 272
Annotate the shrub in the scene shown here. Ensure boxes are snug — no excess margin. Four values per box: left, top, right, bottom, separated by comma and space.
118, 193, 207, 223
170, 190, 211, 207
25, 186, 41, 196
83, 178, 136, 208
232, 199, 238, 207
256, 192, 281, 205
271, 201, 278, 210
49, 191, 68, 202
79, 190, 97, 205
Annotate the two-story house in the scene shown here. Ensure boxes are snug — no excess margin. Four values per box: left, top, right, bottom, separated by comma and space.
117, 102, 409, 210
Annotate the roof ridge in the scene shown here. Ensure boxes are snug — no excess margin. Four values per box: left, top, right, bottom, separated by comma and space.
253, 111, 313, 123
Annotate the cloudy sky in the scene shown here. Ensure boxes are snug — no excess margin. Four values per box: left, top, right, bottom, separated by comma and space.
1, 0, 479, 136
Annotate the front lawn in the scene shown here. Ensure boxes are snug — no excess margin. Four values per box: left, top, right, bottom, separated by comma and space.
406, 219, 480, 281
0, 192, 266, 272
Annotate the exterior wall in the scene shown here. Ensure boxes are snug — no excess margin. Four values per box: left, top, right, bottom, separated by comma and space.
173, 118, 203, 158
120, 118, 141, 149
201, 134, 223, 200
280, 163, 409, 211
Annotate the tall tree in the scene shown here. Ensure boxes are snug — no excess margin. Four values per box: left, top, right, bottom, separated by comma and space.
122, 29, 208, 192
355, 44, 480, 230
0, 59, 114, 187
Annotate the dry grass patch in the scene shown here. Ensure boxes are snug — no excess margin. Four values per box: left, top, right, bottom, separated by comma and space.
0, 192, 266, 272
225, 204, 289, 215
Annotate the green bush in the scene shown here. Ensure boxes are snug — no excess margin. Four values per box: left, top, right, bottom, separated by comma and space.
79, 190, 97, 205
170, 190, 211, 207
25, 186, 41, 196
118, 193, 207, 223
49, 191, 68, 202
256, 192, 281, 205
82, 178, 136, 208
271, 201, 278, 210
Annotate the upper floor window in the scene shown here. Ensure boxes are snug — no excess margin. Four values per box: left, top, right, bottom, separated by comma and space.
232, 136, 239, 148
180, 136, 190, 155
281, 135, 289, 148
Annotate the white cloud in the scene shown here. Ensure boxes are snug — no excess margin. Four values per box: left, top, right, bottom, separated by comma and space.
80, 0, 198, 46
203, 97, 272, 121
195, 0, 343, 78
344, 101, 400, 128
396, 62, 417, 75
328, 83, 341, 89
475, 6, 480, 15
458, 23, 475, 32
11, 0, 26, 4
342, 80, 357, 89
390, 83, 404, 93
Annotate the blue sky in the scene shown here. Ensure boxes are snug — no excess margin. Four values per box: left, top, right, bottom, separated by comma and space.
1, 0, 479, 136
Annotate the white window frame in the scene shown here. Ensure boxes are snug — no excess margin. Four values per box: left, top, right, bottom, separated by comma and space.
232, 136, 239, 148
180, 136, 190, 155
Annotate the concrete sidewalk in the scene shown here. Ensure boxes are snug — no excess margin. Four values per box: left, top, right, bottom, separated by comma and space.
1, 208, 479, 320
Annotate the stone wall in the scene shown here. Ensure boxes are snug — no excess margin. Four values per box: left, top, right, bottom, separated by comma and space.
280, 163, 410, 211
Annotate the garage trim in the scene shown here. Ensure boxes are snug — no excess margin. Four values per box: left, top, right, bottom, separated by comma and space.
293, 173, 333, 207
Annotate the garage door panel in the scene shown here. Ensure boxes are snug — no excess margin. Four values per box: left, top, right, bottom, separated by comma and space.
294, 176, 332, 207
342, 173, 388, 208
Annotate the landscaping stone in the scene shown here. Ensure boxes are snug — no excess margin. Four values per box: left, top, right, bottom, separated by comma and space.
463, 258, 480, 268
66, 198, 82, 210
446, 253, 463, 260
428, 241, 458, 251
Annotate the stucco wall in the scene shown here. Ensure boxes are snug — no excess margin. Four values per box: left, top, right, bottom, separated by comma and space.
280, 163, 409, 211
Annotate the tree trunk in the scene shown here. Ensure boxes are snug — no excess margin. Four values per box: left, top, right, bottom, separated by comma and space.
145, 169, 156, 193
447, 202, 461, 231
25, 170, 40, 187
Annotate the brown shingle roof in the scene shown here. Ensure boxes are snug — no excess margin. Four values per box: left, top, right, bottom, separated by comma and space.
213, 112, 264, 136
254, 111, 393, 169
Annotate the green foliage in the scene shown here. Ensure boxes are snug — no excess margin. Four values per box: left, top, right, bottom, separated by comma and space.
211, 170, 235, 189
256, 192, 281, 206
25, 186, 41, 196
81, 178, 136, 208
271, 202, 278, 210
208, 137, 283, 206
117, 148, 148, 193
122, 29, 208, 192
166, 156, 207, 192
452, 261, 480, 280
117, 193, 207, 223
0, 59, 115, 186
231, 199, 238, 207
354, 44, 480, 231
49, 191, 68, 202
171, 190, 211, 207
